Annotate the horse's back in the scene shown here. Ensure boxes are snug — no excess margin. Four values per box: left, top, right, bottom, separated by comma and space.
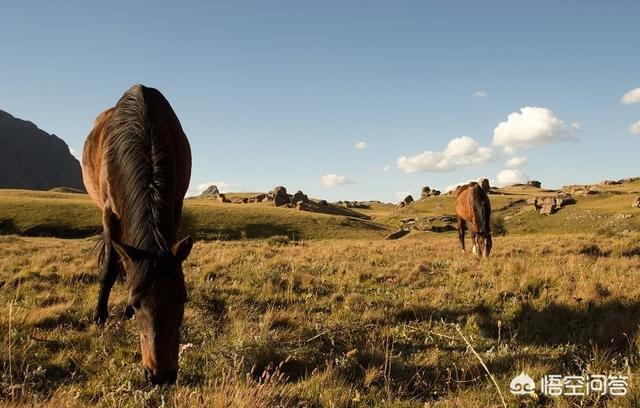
82, 108, 115, 209
455, 182, 491, 232
82, 85, 191, 222
454, 183, 476, 219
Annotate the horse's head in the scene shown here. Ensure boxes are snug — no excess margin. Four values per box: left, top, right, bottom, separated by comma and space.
474, 233, 492, 258
113, 236, 193, 385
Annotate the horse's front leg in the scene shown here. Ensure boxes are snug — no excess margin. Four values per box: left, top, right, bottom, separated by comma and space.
471, 233, 479, 257
94, 205, 118, 325
457, 217, 466, 253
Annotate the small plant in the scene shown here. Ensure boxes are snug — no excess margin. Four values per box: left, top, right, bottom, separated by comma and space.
578, 244, 609, 257
266, 235, 291, 246
491, 215, 507, 236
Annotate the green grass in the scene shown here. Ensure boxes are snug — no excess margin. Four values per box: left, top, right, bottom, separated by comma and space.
375, 183, 640, 235
2, 234, 640, 407
0, 190, 389, 241
3, 181, 639, 241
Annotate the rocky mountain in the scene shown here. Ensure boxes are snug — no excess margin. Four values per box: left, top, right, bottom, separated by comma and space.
0, 109, 84, 191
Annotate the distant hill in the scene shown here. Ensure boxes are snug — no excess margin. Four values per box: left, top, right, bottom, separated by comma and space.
0, 110, 84, 191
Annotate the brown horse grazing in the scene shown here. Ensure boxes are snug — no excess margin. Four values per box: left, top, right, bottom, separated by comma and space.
455, 182, 492, 257
82, 84, 192, 385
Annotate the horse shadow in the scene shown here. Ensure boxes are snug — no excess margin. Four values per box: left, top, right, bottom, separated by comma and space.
394, 300, 640, 349
478, 300, 640, 349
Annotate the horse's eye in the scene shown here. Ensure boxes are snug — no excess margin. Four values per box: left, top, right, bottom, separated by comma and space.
124, 304, 135, 319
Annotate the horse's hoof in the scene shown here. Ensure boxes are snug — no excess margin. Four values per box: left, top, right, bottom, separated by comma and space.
93, 310, 108, 325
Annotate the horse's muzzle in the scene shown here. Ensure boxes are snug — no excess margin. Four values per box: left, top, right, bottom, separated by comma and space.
144, 367, 178, 385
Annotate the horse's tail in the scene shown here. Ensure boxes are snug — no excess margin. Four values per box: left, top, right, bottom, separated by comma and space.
474, 187, 491, 235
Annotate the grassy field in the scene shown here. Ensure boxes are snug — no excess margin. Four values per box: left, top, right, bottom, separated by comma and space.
2, 182, 640, 241
1, 183, 640, 407
2, 232, 640, 407
0, 190, 389, 241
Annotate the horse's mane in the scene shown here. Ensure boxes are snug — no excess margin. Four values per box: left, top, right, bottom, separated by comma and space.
105, 85, 170, 255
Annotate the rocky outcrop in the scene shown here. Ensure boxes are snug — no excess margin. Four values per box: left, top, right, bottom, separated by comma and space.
528, 195, 576, 215
0, 110, 84, 190
335, 200, 369, 209
420, 186, 441, 199
527, 180, 542, 188
272, 186, 291, 207
633, 196, 640, 208
396, 195, 414, 209
199, 185, 219, 198
400, 215, 457, 232
292, 191, 309, 205
215, 193, 230, 203
386, 229, 411, 240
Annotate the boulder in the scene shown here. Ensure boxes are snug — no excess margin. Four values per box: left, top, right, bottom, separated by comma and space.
272, 186, 287, 197
200, 185, 219, 198
274, 195, 290, 207
528, 194, 575, 214
319, 199, 328, 206
421, 186, 441, 198
253, 193, 266, 201
527, 180, 542, 188
602, 180, 622, 185
403, 195, 414, 204
478, 178, 490, 192
291, 190, 309, 205
296, 201, 308, 211
386, 229, 410, 240
272, 186, 291, 207
215, 193, 230, 203
540, 202, 557, 215
633, 196, 640, 208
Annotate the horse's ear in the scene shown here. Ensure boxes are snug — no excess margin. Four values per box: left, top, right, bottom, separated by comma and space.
112, 241, 146, 266
172, 236, 193, 263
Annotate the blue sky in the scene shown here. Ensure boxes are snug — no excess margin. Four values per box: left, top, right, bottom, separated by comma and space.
1, 1, 639, 202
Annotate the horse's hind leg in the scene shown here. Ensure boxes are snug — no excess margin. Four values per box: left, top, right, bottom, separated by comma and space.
94, 205, 118, 324
457, 217, 466, 252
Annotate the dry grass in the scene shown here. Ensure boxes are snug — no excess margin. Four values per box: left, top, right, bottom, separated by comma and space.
1, 233, 640, 407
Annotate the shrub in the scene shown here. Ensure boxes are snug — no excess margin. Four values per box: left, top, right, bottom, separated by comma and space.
491, 215, 507, 236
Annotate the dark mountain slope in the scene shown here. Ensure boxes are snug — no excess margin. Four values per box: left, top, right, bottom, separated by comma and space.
0, 109, 84, 190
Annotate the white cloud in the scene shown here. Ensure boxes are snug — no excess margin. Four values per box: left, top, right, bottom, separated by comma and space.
395, 191, 412, 199
396, 136, 493, 173
506, 156, 527, 168
492, 107, 577, 153
321, 174, 355, 187
355, 141, 367, 150
382, 164, 390, 172
629, 120, 640, 135
445, 180, 473, 193
494, 169, 529, 187
69, 146, 81, 161
473, 91, 488, 98
186, 181, 243, 197
621, 87, 640, 105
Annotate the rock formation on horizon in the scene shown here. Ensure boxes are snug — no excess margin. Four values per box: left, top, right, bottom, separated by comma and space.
0, 110, 84, 191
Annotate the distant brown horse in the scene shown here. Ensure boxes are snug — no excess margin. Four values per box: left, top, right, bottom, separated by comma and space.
455, 182, 492, 257
82, 84, 192, 384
